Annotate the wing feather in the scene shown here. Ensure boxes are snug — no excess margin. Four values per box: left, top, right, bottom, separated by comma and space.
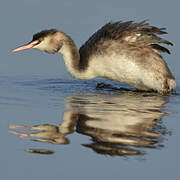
79, 21, 173, 61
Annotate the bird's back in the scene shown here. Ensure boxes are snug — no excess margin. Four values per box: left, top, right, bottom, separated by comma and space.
79, 21, 175, 93
79, 20, 173, 60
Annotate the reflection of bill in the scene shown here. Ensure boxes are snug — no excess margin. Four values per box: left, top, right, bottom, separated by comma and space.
9, 92, 169, 156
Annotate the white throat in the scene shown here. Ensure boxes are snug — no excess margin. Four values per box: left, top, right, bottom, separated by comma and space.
59, 42, 97, 80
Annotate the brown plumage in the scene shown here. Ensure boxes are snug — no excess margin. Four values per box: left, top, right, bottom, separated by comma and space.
12, 20, 176, 94
79, 20, 173, 62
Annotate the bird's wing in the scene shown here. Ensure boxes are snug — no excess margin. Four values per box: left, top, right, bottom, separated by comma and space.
79, 21, 173, 61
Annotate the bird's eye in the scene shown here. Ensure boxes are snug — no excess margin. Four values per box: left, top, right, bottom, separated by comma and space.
36, 39, 42, 45
31, 39, 42, 46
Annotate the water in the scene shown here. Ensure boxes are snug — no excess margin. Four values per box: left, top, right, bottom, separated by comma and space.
1, 0, 180, 179
0, 76, 180, 179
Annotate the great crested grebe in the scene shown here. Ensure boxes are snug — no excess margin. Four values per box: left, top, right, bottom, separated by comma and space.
12, 20, 176, 94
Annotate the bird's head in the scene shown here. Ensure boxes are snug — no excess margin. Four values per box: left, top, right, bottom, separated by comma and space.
12, 29, 64, 54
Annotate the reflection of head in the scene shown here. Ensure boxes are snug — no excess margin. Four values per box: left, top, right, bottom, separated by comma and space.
9, 92, 170, 156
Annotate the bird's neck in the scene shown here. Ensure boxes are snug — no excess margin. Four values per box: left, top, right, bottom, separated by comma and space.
58, 37, 95, 79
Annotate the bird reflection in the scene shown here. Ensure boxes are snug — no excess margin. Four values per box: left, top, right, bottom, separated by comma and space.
9, 92, 170, 156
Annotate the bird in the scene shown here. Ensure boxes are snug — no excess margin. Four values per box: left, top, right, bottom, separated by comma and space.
12, 20, 176, 94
